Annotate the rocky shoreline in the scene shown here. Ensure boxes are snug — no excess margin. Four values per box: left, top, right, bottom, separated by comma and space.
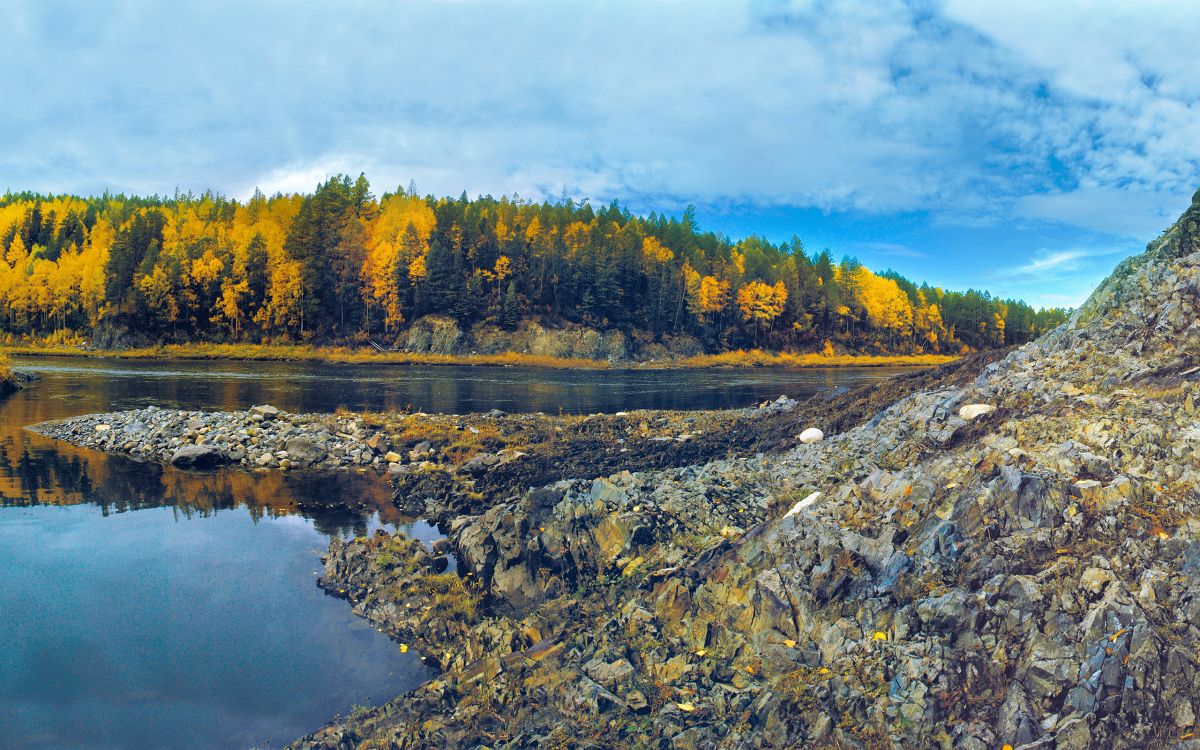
285, 192, 1200, 748
0, 368, 38, 397
30, 189, 1200, 750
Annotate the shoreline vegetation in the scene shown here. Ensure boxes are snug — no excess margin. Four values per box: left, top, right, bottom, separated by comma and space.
4, 341, 958, 370
0, 351, 16, 394
0, 181, 1066, 366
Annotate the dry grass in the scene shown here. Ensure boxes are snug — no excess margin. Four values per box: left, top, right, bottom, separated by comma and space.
666, 349, 958, 369
4, 341, 610, 369
5, 340, 958, 371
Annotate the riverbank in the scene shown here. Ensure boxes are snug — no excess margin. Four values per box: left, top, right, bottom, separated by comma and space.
281, 191, 1200, 750
31, 349, 1012, 749
0, 353, 38, 396
5, 341, 958, 370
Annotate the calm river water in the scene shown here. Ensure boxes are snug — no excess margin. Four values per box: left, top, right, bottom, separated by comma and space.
0, 356, 913, 749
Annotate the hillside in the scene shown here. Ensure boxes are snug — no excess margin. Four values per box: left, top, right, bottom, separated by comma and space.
0, 179, 1066, 358
273, 189, 1200, 749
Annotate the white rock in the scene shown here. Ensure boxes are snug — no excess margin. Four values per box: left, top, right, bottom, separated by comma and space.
784, 491, 821, 518
799, 428, 824, 444
958, 404, 996, 421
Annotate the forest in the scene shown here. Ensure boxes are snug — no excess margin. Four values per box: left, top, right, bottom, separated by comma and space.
0, 175, 1069, 355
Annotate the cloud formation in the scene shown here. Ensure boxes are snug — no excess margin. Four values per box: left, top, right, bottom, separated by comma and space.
2, 0, 1199, 307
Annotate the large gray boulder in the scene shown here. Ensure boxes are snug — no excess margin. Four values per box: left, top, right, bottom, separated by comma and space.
169, 444, 229, 469
284, 437, 326, 467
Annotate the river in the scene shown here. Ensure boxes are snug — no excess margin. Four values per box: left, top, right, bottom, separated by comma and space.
0, 356, 914, 749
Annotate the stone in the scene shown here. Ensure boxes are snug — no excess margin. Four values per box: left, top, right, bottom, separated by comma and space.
250, 404, 280, 419
169, 444, 229, 469
1080, 567, 1114, 595
799, 427, 824, 444
285, 437, 326, 467
916, 589, 970, 630
587, 658, 635, 687
383, 451, 402, 463
958, 403, 996, 421
1071, 479, 1102, 504
409, 440, 432, 461
365, 433, 387, 452
783, 491, 821, 518
1053, 717, 1091, 750
625, 689, 649, 713
590, 478, 624, 503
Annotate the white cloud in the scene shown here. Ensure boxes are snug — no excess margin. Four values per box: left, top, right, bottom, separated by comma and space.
0, 0, 1197, 247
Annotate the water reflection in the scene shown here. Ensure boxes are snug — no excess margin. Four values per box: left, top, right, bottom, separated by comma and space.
0, 361, 413, 537
14, 355, 909, 415
0, 356, 909, 749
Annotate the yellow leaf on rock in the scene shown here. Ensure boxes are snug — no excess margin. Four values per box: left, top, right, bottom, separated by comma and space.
677, 702, 696, 712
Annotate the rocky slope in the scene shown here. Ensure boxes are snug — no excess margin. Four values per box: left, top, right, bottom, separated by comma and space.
283, 191, 1200, 750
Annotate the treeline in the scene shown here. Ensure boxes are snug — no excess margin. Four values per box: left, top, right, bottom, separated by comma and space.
0, 175, 1068, 354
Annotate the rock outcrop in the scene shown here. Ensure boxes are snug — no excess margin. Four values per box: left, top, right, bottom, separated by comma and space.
392, 314, 704, 361
288, 192, 1200, 749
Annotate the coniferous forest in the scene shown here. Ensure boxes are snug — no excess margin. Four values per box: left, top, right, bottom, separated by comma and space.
0, 175, 1069, 355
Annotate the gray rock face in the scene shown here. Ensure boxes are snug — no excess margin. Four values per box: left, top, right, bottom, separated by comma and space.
169, 444, 229, 469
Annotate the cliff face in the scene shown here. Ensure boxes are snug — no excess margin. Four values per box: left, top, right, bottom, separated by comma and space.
400, 315, 705, 361
291, 193, 1200, 749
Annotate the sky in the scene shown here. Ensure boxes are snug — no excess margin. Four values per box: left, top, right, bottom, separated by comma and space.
4, 1, 1200, 309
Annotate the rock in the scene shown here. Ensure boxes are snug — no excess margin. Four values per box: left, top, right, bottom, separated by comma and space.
586, 658, 635, 687
383, 451, 402, 463
958, 403, 996, 421
365, 433, 388, 452
250, 404, 280, 419
169, 444, 229, 469
783, 491, 821, 518
409, 441, 432, 461
1071, 479, 1103, 505
916, 589, 971, 630
625, 689, 649, 713
1080, 567, 1114, 595
798, 427, 824, 444
590, 478, 624, 503
461, 452, 502, 474
284, 437, 326, 467
1054, 717, 1092, 750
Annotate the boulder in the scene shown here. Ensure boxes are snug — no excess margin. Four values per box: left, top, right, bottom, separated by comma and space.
284, 437, 326, 467
958, 403, 996, 421
170, 444, 230, 469
365, 433, 388, 453
799, 427, 824, 444
250, 404, 280, 419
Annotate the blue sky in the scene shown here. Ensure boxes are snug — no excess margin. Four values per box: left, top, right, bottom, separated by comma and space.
4, 1, 1200, 308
